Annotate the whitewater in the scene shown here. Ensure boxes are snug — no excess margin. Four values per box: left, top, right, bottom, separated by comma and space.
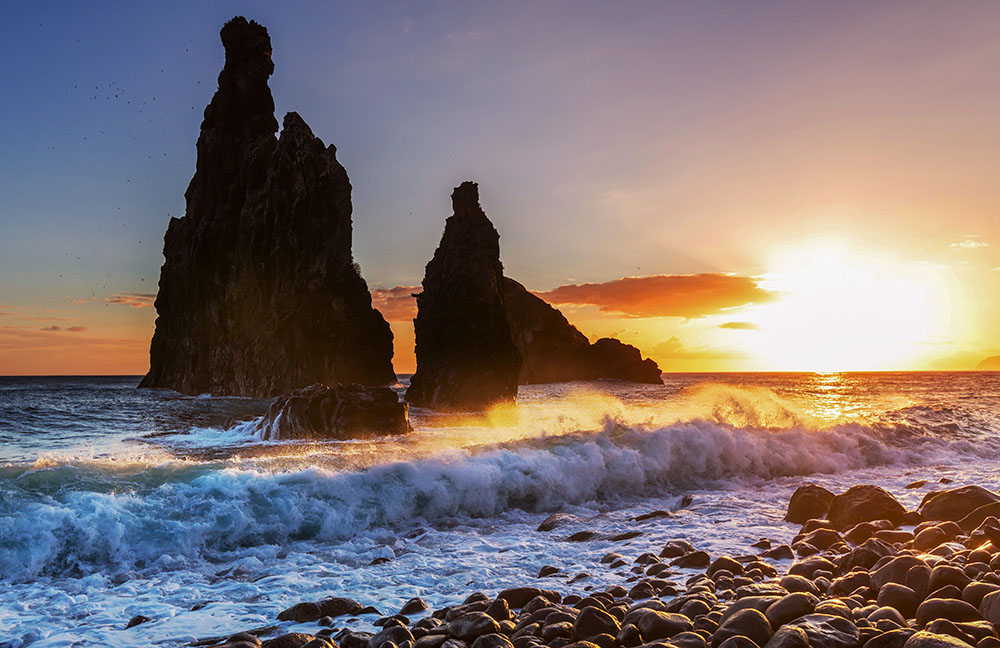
1, 372, 998, 647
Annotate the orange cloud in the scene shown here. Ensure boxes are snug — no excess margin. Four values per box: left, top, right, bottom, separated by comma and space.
535, 274, 776, 318
39, 325, 88, 332
371, 285, 419, 321
105, 292, 156, 308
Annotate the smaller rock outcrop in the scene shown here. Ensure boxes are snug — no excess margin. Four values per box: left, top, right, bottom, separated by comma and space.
257, 383, 410, 440
406, 182, 522, 411
503, 278, 662, 384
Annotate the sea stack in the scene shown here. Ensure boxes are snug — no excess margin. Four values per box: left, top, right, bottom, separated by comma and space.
139, 17, 395, 397
503, 278, 663, 384
406, 182, 522, 411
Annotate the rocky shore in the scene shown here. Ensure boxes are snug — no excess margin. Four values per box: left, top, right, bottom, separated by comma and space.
166, 482, 1000, 648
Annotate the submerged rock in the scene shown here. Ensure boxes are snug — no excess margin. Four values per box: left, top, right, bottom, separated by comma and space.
406, 182, 521, 411
258, 383, 410, 440
140, 17, 395, 397
502, 278, 662, 384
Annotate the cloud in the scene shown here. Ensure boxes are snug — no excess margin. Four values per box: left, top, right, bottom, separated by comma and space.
950, 239, 989, 250
371, 285, 420, 321
106, 292, 156, 308
718, 321, 759, 330
535, 274, 776, 318
39, 325, 86, 333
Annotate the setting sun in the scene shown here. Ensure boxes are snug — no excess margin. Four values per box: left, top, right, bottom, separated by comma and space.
745, 238, 952, 371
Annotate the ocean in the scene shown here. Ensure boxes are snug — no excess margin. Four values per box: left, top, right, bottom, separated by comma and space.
1, 372, 998, 647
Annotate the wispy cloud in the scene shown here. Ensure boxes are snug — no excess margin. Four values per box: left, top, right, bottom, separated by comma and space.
39, 325, 87, 333
718, 321, 759, 330
105, 292, 156, 308
950, 239, 989, 250
371, 286, 419, 321
535, 274, 777, 319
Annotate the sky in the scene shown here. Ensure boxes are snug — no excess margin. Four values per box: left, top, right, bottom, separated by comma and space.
1, 1, 999, 375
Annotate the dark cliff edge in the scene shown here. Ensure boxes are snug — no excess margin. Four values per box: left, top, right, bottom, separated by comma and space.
405, 182, 522, 411
140, 17, 395, 397
503, 278, 663, 385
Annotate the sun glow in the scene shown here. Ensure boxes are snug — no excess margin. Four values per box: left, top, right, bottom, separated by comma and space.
742, 237, 952, 371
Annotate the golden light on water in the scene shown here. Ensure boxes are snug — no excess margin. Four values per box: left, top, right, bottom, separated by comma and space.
742, 238, 953, 372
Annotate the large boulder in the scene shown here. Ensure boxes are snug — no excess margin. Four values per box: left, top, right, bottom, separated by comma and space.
786, 484, 836, 524
406, 182, 522, 411
140, 17, 395, 397
503, 278, 662, 384
828, 485, 907, 530
257, 383, 410, 440
919, 486, 1000, 523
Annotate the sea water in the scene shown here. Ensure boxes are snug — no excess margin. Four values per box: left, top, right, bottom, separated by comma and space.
1, 373, 998, 647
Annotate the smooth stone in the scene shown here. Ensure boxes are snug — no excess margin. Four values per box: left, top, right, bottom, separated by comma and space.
784, 614, 860, 648
712, 609, 773, 648
915, 599, 982, 626
763, 627, 809, 648
903, 631, 975, 648
766, 593, 817, 628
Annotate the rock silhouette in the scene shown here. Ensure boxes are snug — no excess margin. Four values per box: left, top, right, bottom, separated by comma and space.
140, 17, 395, 397
503, 277, 662, 384
406, 182, 522, 411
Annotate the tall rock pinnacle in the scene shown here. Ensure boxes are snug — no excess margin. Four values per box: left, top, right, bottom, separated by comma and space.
406, 182, 522, 410
140, 17, 395, 397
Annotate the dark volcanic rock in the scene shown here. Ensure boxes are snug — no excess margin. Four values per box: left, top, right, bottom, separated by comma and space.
140, 17, 394, 397
828, 485, 907, 530
785, 484, 836, 524
406, 182, 521, 411
919, 486, 1000, 523
502, 278, 661, 385
257, 383, 410, 440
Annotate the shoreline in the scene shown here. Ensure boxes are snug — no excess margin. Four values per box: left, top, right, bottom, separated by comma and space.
174, 482, 1000, 648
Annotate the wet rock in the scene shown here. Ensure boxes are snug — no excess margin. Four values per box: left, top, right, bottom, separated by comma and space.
868, 608, 907, 627
406, 182, 521, 411
538, 566, 560, 578
784, 614, 860, 648
902, 631, 974, 648
766, 593, 818, 627
708, 557, 745, 577
140, 18, 395, 397
449, 612, 501, 641
472, 635, 514, 648
877, 584, 919, 619
538, 514, 581, 532
498, 588, 560, 609
958, 504, 1000, 533
503, 278, 661, 385
661, 540, 696, 558
963, 583, 1000, 609
978, 590, 1000, 625
919, 487, 1000, 523
788, 556, 837, 579
125, 615, 151, 629
401, 598, 429, 616
786, 485, 836, 524
915, 599, 982, 626
924, 620, 976, 646
762, 545, 795, 561
828, 486, 907, 530
370, 626, 415, 648
713, 609, 773, 648
763, 626, 809, 648
258, 383, 410, 440
716, 637, 762, 648
929, 566, 972, 593
624, 609, 693, 639
865, 630, 916, 648
263, 635, 319, 648
672, 551, 711, 569
574, 607, 621, 639
872, 557, 927, 589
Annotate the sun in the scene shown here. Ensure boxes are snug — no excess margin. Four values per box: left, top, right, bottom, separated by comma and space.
741, 237, 951, 371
